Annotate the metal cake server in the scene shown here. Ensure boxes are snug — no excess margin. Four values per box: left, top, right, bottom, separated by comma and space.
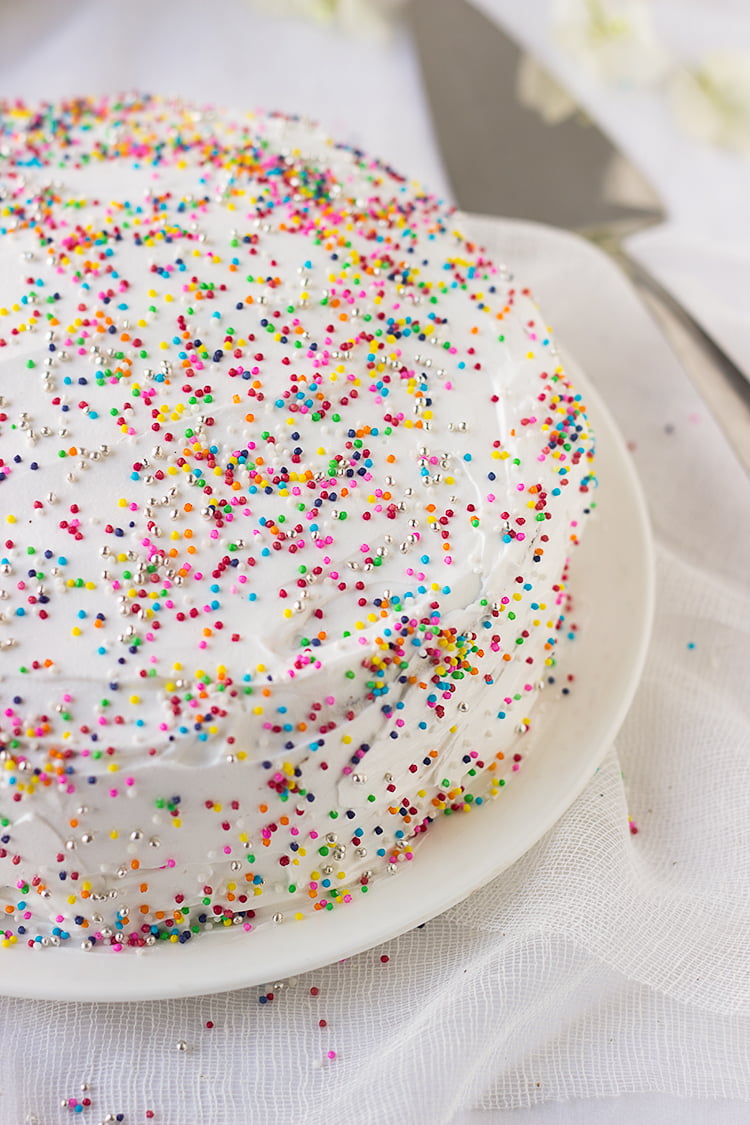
407, 0, 750, 473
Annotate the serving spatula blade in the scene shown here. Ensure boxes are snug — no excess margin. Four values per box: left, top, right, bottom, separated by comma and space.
407, 0, 662, 230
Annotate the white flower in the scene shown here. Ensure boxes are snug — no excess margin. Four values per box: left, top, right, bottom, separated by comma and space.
668, 51, 750, 158
553, 0, 669, 87
249, 0, 404, 39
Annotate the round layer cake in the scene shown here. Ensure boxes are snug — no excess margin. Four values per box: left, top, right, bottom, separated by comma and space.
0, 96, 595, 952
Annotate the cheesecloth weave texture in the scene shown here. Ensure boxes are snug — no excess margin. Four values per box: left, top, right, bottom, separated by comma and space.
1, 217, 748, 1125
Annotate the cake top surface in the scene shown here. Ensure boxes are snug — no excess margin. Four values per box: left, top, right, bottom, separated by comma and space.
0, 95, 594, 774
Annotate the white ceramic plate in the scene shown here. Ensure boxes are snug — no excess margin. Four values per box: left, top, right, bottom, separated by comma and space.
0, 364, 653, 1002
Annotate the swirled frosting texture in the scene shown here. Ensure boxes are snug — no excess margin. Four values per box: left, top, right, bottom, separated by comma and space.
0, 97, 595, 952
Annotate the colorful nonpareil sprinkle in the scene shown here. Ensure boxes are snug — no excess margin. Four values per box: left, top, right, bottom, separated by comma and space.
0, 96, 595, 952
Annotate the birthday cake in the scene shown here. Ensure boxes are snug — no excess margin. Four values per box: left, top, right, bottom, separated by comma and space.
0, 96, 595, 952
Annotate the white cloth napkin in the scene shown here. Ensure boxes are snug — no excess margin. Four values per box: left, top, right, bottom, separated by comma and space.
471, 0, 750, 380
0, 4, 749, 1123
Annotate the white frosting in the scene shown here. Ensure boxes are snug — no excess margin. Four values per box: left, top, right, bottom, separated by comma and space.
0, 97, 595, 952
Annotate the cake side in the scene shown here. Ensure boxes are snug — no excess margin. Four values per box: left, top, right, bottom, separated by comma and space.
0, 97, 596, 951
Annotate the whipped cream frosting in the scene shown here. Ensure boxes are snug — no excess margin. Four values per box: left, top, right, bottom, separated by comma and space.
0, 97, 596, 952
